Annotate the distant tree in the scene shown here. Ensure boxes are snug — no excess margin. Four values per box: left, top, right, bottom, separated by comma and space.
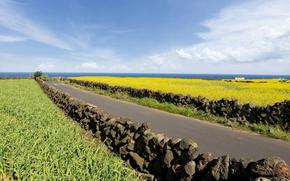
34, 71, 43, 78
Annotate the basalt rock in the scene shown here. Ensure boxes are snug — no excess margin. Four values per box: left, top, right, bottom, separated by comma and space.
129, 152, 144, 171
248, 157, 290, 179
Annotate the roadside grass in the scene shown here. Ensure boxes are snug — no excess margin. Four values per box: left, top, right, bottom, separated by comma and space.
63, 80, 290, 142
0, 79, 137, 180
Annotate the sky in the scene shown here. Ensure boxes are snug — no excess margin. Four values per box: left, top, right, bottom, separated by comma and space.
0, 0, 290, 74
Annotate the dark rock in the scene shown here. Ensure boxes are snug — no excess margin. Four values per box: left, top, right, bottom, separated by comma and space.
149, 158, 164, 176
138, 123, 150, 133
210, 155, 230, 181
179, 138, 195, 150
171, 164, 183, 175
120, 135, 130, 144
184, 161, 196, 176
110, 130, 116, 138
169, 137, 182, 146
179, 175, 193, 181
147, 151, 157, 162
269, 177, 289, 181
164, 149, 174, 167
134, 134, 151, 155
138, 173, 154, 181
255, 177, 271, 181
229, 158, 248, 180
182, 146, 198, 163
129, 152, 144, 171
155, 133, 165, 143
126, 140, 135, 151
129, 123, 139, 132
165, 169, 176, 181
133, 132, 140, 140
148, 137, 159, 150
195, 152, 214, 172
248, 157, 290, 179
172, 147, 182, 157
116, 124, 125, 134
119, 145, 128, 157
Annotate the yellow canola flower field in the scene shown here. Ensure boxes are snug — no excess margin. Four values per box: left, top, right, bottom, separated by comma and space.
71, 76, 290, 106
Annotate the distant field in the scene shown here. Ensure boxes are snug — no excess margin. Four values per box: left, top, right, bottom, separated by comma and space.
0, 80, 136, 180
71, 76, 290, 105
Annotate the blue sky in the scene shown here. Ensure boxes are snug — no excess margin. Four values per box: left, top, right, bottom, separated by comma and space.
0, 0, 289, 74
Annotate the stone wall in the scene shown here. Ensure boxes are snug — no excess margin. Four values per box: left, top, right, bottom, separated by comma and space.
37, 79, 290, 181
67, 79, 290, 132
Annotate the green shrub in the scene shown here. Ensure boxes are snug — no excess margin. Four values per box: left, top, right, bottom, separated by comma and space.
34, 71, 43, 78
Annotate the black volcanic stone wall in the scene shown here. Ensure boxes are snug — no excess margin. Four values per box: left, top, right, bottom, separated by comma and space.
37, 79, 290, 180
66, 79, 290, 133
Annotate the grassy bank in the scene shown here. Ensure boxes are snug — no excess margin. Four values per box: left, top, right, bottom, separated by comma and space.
63, 80, 290, 142
71, 76, 290, 106
0, 79, 137, 180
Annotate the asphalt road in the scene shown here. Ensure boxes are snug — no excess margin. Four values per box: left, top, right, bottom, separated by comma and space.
47, 81, 290, 163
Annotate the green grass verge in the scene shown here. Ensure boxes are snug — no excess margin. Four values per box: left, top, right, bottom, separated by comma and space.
63, 80, 290, 142
0, 79, 137, 180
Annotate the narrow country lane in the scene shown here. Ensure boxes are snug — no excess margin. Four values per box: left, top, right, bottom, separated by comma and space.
47, 81, 290, 164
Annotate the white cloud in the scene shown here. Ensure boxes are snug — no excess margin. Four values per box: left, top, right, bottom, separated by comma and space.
0, 0, 72, 50
176, 49, 193, 59
143, 0, 290, 73
74, 48, 121, 61
79, 62, 131, 72
36, 62, 55, 71
81, 62, 102, 69
110, 29, 136, 34
0, 34, 26, 42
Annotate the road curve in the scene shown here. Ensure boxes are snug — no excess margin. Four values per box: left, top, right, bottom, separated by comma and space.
47, 81, 290, 163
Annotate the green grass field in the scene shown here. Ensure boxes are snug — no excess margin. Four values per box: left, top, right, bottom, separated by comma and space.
0, 79, 136, 180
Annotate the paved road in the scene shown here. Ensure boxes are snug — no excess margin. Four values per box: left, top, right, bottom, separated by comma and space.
48, 81, 290, 163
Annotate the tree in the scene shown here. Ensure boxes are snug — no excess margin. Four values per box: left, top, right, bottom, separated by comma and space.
34, 71, 43, 78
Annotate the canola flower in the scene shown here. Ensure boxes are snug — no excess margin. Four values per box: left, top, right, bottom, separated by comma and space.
71, 76, 290, 106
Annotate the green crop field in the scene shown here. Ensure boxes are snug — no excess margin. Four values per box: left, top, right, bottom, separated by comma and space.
0, 79, 136, 180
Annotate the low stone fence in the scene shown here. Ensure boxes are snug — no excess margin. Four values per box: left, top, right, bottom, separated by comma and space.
37, 79, 290, 180
66, 79, 290, 132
